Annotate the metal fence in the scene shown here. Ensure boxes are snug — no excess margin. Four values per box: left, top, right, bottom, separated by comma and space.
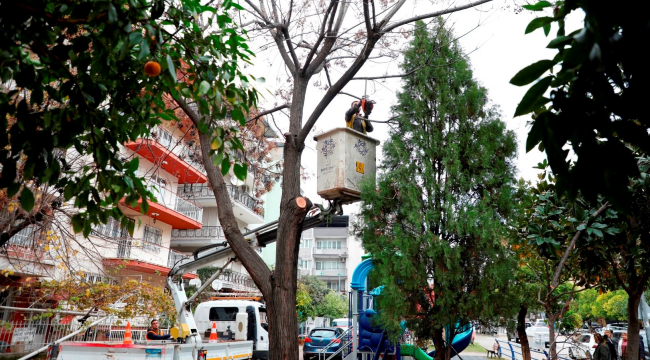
179, 184, 264, 217
0, 312, 169, 354
495, 339, 573, 360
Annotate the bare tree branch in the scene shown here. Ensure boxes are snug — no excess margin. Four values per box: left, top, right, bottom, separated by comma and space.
173, 95, 273, 297
246, 104, 291, 123
382, 0, 493, 33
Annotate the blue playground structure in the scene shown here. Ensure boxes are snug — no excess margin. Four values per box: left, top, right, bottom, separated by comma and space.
343, 258, 474, 360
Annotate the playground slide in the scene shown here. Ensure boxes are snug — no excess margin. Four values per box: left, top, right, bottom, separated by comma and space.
426, 326, 474, 358
401, 344, 433, 360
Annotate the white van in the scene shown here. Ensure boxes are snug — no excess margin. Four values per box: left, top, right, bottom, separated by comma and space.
526, 325, 550, 350
194, 299, 269, 360
332, 318, 351, 331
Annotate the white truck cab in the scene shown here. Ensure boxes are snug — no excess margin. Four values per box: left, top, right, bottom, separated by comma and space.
194, 299, 269, 360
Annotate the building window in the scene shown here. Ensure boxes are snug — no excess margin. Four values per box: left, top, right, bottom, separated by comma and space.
298, 259, 312, 269
92, 217, 132, 239
300, 239, 312, 248
326, 281, 344, 292
143, 225, 163, 253
316, 240, 342, 250
315, 261, 342, 270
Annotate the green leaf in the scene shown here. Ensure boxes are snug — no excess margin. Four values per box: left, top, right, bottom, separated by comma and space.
151, 0, 165, 19
212, 152, 224, 167
7, 183, 21, 198
211, 136, 223, 150
141, 199, 149, 214
124, 176, 134, 189
522, 1, 552, 11
221, 157, 231, 175
543, 23, 551, 36
591, 228, 603, 237
510, 60, 555, 86
233, 163, 248, 181
71, 215, 85, 233
576, 224, 587, 231
231, 107, 245, 126
166, 54, 177, 82
514, 76, 553, 117
20, 187, 35, 212
107, 3, 118, 23
138, 43, 150, 61
525, 17, 555, 34
198, 80, 210, 96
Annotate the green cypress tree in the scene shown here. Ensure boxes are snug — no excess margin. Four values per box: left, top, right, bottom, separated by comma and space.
356, 19, 517, 360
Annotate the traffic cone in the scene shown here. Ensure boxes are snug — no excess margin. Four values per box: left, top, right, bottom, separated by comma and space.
123, 322, 133, 344
209, 321, 218, 343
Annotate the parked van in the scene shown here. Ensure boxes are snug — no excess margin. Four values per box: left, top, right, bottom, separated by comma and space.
332, 318, 351, 331
194, 299, 269, 359
526, 325, 550, 350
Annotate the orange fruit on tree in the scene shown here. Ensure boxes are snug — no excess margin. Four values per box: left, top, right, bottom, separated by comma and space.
144, 61, 161, 77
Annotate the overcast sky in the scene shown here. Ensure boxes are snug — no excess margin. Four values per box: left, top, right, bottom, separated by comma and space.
247, 1, 583, 210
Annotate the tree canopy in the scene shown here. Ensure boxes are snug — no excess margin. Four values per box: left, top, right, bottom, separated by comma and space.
0, 0, 257, 242
356, 19, 517, 360
511, 0, 650, 210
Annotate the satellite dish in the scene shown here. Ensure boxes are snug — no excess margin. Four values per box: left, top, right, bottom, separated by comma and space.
230, 175, 244, 187
211, 279, 223, 291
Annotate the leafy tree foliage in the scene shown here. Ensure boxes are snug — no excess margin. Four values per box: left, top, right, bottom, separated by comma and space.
510, 168, 615, 360
299, 275, 330, 305
571, 154, 650, 360
356, 19, 517, 360
511, 0, 650, 210
296, 283, 313, 323
318, 292, 347, 320
574, 288, 599, 326
574, 289, 628, 325
0, 0, 256, 242
558, 310, 582, 333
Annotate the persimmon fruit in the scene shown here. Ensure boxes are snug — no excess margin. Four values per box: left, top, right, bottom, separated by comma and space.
144, 61, 161, 77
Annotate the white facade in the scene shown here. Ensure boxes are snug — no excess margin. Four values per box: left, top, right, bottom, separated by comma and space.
2, 123, 269, 293
298, 217, 351, 293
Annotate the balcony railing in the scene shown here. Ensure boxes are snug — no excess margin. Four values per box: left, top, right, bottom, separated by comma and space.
219, 269, 257, 291
150, 127, 205, 174
147, 186, 204, 224
171, 226, 224, 240
178, 184, 264, 217
174, 195, 203, 223
167, 249, 190, 268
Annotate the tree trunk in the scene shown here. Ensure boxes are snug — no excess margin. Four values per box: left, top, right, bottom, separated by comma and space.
547, 308, 557, 360
626, 291, 642, 360
518, 304, 532, 360
267, 75, 311, 360
434, 328, 447, 360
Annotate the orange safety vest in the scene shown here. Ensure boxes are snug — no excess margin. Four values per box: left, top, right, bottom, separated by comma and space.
147, 329, 164, 339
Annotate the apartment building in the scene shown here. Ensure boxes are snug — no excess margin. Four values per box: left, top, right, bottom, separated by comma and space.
298, 216, 350, 293
1, 122, 274, 314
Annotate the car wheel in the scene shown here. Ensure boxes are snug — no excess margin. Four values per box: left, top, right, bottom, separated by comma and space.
516, 338, 520, 343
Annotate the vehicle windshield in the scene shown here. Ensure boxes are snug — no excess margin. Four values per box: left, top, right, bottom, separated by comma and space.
333, 320, 350, 327
579, 335, 591, 343
310, 330, 337, 338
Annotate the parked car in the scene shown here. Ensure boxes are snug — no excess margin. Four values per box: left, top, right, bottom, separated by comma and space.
303, 328, 343, 360
568, 333, 598, 360
0, 341, 10, 353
